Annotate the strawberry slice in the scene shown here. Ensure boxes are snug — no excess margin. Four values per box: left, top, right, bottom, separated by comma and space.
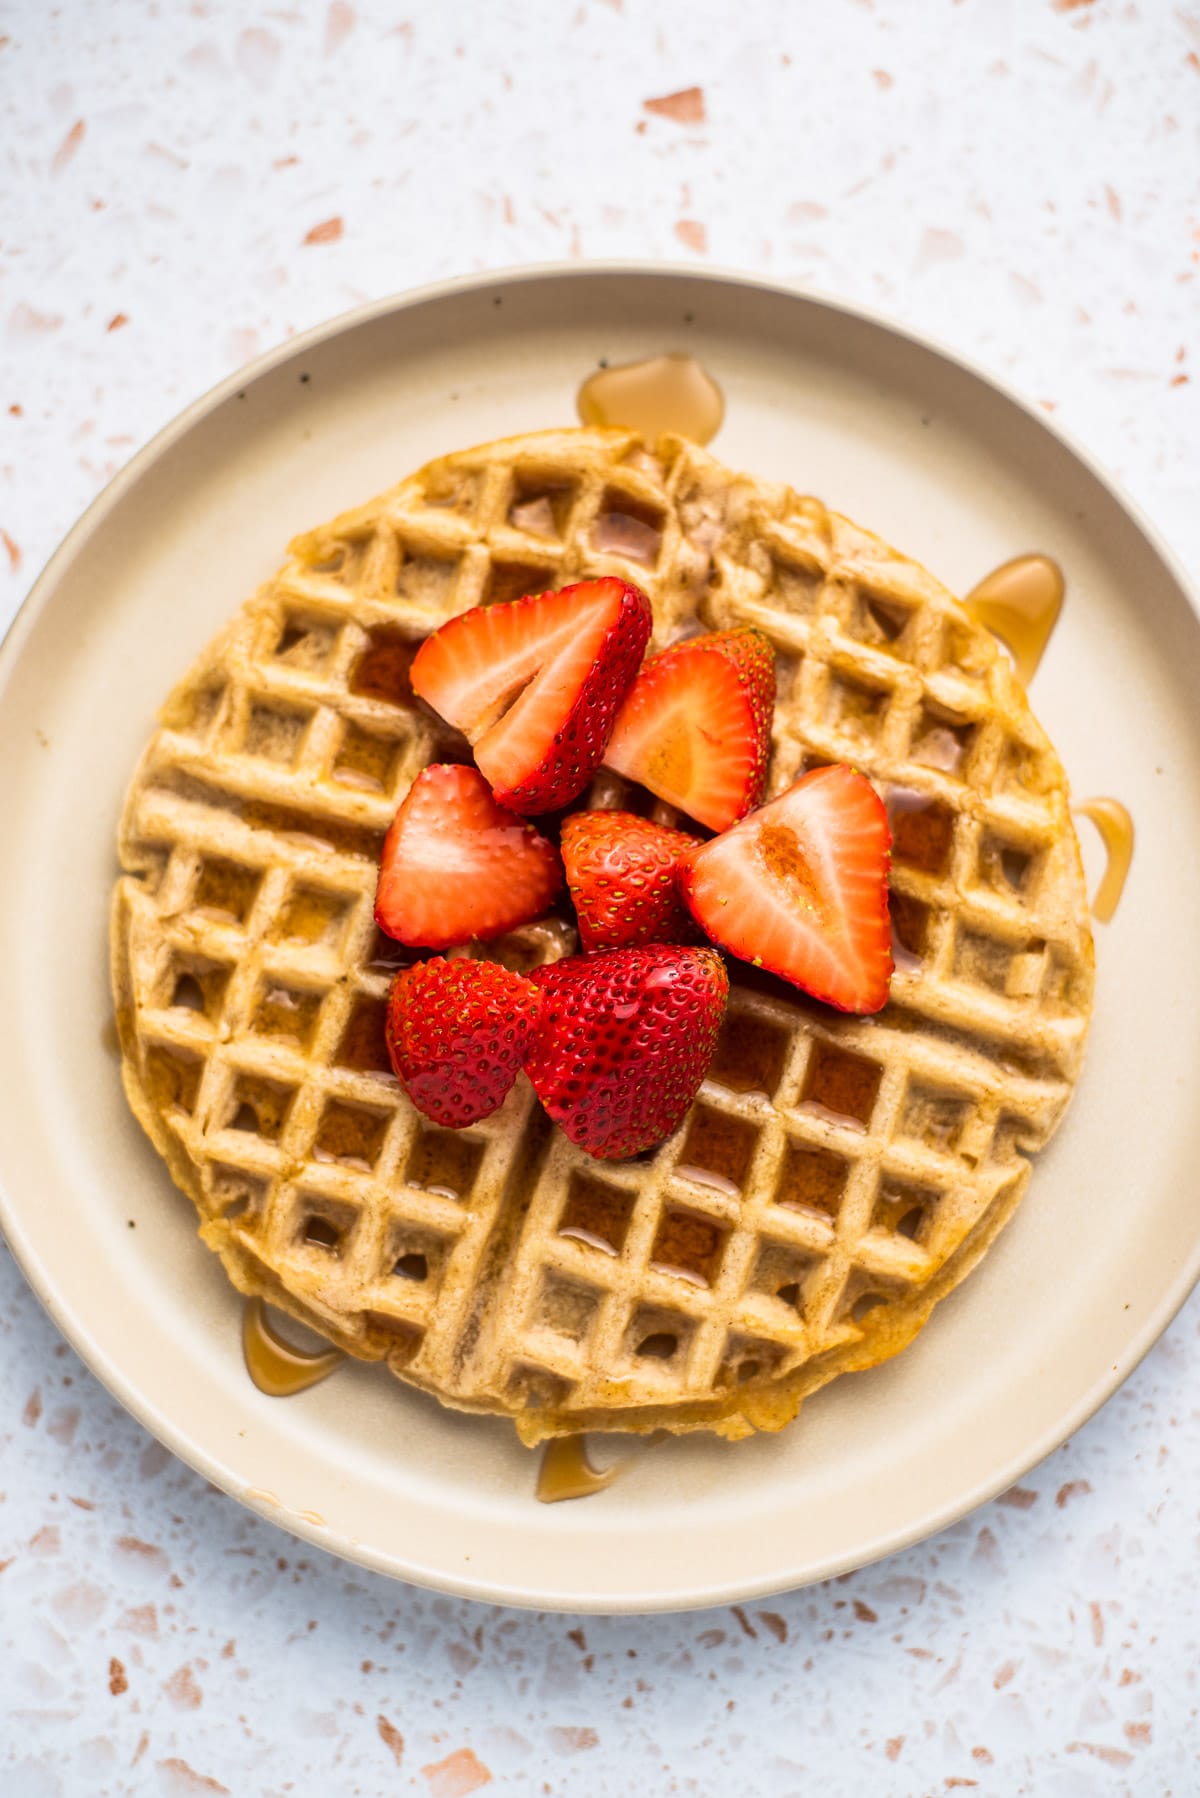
560, 810, 703, 951
679, 764, 893, 1013
526, 945, 729, 1159
603, 627, 775, 832
385, 957, 541, 1127
375, 763, 562, 948
410, 577, 652, 814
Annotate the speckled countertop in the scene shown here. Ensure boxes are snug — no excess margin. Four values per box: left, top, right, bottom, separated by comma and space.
3, 3, 1199, 1793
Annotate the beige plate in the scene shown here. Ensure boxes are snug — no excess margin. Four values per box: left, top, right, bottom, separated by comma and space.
2, 267, 1199, 1612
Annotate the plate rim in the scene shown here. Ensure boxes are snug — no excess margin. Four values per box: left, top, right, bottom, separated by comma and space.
2, 260, 1199, 1613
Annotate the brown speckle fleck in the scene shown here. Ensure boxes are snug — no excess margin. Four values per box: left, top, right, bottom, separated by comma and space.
377, 1714, 404, 1766
21, 1385, 41, 1425
885, 1736, 904, 1761
304, 216, 344, 245
997, 1485, 1039, 1509
872, 69, 893, 89
107, 313, 129, 332
165, 1663, 203, 1710
29, 1525, 60, 1556
854, 1599, 878, 1623
730, 1605, 757, 1638
51, 118, 85, 175
116, 1534, 168, 1569
643, 86, 705, 125
758, 1611, 788, 1643
1056, 1479, 1093, 1508
156, 1761, 231, 1796
109, 1656, 128, 1696
1066, 1741, 1133, 1768
548, 1727, 599, 1752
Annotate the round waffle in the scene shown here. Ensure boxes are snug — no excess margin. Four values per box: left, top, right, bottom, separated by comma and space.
111, 427, 1095, 1444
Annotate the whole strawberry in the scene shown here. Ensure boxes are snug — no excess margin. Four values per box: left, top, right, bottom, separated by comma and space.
526, 945, 729, 1159
386, 957, 541, 1128
561, 810, 703, 951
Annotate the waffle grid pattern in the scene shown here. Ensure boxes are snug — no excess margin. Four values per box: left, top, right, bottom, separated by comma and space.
113, 427, 1093, 1441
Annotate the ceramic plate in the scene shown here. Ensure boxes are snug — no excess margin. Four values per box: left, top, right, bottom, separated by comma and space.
2, 266, 1198, 1612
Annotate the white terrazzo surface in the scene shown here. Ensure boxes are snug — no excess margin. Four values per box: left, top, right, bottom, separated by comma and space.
2, 2, 1199, 1793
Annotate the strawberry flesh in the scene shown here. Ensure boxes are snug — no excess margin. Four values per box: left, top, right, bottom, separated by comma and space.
386, 957, 541, 1128
679, 763, 893, 1014
526, 944, 729, 1159
560, 810, 703, 951
603, 627, 775, 832
410, 577, 652, 814
375, 763, 562, 948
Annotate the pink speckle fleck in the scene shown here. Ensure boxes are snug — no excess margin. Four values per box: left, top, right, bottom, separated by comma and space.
236, 27, 281, 89
872, 69, 893, 89
674, 218, 707, 254
107, 313, 129, 333
913, 228, 965, 274
29, 1526, 61, 1556
9, 304, 64, 336
119, 1603, 160, 1638
885, 1736, 904, 1761
325, 1, 356, 55
421, 1748, 492, 1796
51, 1579, 107, 1626
1066, 1741, 1133, 1769
304, 216, 344, 245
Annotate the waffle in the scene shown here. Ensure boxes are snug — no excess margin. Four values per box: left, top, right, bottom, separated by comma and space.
111, 426, 1095, 1444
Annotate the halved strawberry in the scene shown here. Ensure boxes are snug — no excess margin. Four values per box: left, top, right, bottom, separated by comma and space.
375, 763, 562, 948
385, 957, 541, 1127
560, 810, 703, 951
410, 577, 652, 814
603, 627, 775, 832
678, 764, 893, 1013
526, 944, 729, 1159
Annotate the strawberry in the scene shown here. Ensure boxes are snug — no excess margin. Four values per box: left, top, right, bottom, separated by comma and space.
679, 763, 893, 1014
603, 627, 775, 832
375, 763, 562, 948
526, 945, 729, 1159
560, 810, 703, 951
410, 577, 652, 814
386, 957, 541, 1128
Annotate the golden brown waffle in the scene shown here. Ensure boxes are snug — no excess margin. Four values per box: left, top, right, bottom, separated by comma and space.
112, 427, 1094, 1444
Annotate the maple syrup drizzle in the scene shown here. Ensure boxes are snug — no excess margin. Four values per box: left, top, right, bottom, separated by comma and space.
536, 1435, 620, 1504
1074, 797, 1134, 923
242, 1297, 346, 1397
577, 353, 724, 445
963, 554, 1064, 686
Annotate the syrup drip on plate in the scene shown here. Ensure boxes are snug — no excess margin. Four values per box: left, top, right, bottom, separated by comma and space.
577, 353, 724, 446
1073, 798, 1135, 923
963, 554, 1064, 685
242, 1297, 346, 1397
536, 1434, 620, 1504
